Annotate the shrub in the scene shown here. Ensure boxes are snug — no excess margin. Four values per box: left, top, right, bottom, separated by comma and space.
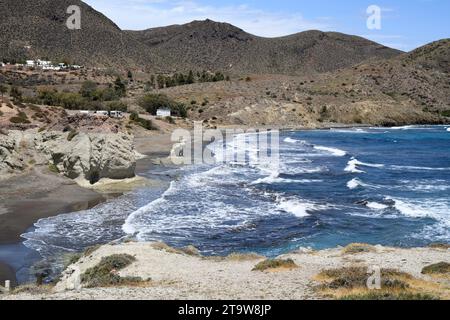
138, 93, 186, 118
252, 259, 297, 271
165, 116, 175, 124
10, 111, 30, 124
441, 110, 450, 117
81, 254, 142, 288
48, 164, 59, 173
105, 100, 128, 112
318, 267, 411, 290
340, 292, 439, 300
129, 112, 156, 130
421, 262, 450, 275
428, 243, 450, 249
342, 243, 376, 255
67, 130, 78, 142
80, 80, 98, 98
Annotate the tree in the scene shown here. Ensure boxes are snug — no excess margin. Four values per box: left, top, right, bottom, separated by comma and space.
127, 70, 133, 81
0, 84, 7, 101
186, 70, 194, 84
156, 75, 165, 89
114, 77, 126, 97
10, 86, 22, 102
80, 80, 98, 98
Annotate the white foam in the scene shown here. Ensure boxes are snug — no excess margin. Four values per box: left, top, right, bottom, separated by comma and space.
345, 158, 384, 174
366, 202, 389, 210
447, 128, 450, 132
277, 198, 311, 218
313, 145, 347, 157
284, 137, 299, 144
345, 159, 366, 173
386, 197, 450, 224
347, 178, 361, 189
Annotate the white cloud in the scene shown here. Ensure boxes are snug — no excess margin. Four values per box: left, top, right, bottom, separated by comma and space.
84, 0, 332, 37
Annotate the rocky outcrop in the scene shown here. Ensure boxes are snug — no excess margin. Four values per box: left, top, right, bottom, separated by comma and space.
0, 131, 25, 176
0, 130, 137, 185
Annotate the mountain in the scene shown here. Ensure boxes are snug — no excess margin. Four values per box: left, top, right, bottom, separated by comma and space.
0, 0, 160, 68
0, 1, 401, 74
127, 19, 402, 75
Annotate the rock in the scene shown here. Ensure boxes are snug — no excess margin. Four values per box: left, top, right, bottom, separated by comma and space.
0, 131, 24, 177
0, 130, 137, 185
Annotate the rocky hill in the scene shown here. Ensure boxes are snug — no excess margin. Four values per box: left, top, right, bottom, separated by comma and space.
1, 1, 400, 74
0, 0, 160, 69
127, 19, 401, 75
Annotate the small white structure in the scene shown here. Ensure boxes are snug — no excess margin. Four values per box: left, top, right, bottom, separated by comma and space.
110, 111, 124, 118
37, 59, 52, 67
156, 108, 171, 117
26, 60, 35, 67
94, 110, 109, 117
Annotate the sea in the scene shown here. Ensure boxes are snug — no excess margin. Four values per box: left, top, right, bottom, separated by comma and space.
15, 125, 450, 282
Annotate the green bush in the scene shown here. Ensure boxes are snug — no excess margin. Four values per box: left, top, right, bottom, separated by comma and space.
441, 110, 450, 117
421, 262, 450, 275
48, 163, 59, 173
81, 254, 142, 288
10, 111, 30, 124
252, 259, 297, 271
105, 101, 128, 112
129, 112, 156, 130
138, 93, 186, 118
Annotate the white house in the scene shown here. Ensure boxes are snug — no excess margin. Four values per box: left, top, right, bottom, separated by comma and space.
156, 108, 171, 117
26, 60, 35, 67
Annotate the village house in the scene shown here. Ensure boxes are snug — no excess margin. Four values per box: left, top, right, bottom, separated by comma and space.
156, 108, 171, 117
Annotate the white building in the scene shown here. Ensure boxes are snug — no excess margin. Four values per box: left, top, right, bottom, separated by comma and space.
26, 60, 35, 67
156, 108, 171, 117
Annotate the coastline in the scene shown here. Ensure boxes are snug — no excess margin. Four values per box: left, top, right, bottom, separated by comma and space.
0, 132, 174, 286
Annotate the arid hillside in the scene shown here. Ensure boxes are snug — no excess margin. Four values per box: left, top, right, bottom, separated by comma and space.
0, 0, 161, 69
1, 1, 400, 74
127, 19, 401, 75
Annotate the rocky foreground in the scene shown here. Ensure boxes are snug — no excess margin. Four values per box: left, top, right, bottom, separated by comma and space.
2, 242, 449, 300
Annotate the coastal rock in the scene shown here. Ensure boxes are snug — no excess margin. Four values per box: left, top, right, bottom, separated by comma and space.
0, 131, 25, 177
36, 132, 136, 185
0, 130, 137, 185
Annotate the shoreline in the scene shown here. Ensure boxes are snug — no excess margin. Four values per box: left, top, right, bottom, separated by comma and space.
0, 132, 174, 286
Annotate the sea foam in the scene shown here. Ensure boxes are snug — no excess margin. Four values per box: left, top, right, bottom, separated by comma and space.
313, 145, 347, 157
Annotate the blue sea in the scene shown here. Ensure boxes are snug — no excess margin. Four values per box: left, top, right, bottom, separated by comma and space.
19, 125, 450, 279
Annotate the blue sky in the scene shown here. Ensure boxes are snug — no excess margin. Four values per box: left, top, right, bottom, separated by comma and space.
84, 0, 450, 51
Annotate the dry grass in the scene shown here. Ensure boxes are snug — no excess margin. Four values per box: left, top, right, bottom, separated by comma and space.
10, 284, 54, 295
314, 266, 446, 300
252, 259, 298, 272
342, 243, 377, 255
428, 243, 450, 250
150, 242, 201, 257
421, 262, 450, 275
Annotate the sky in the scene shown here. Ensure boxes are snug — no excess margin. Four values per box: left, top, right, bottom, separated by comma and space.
84, 0, 450, 51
